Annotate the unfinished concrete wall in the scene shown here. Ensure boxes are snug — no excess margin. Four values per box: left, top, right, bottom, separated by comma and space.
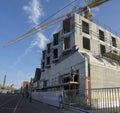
90, 55, 120, 88
74, 13, 120, 57
40, 50, 86, 90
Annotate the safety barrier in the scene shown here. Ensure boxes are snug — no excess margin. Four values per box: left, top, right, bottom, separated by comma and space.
63, 87, 120, 113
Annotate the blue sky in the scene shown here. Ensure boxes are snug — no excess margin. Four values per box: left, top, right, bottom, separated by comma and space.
0, 0, 120, 88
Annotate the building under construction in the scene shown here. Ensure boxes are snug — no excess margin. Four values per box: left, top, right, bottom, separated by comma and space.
30, 1, 120, 111
4, 0, 120, 112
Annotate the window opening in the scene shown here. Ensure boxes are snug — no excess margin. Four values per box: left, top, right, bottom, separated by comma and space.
82, 21, 89, 34
100, 44, 106, 55
53, 33, 59, 45
64, 37, 70, 50
63, 18, 71, 33
112, 37, 117, 47
46, 56, 50, 65
53, 49, 58, 59
42, 50, 46, 59
42, 62, 45, 69
83, 37, 90, 50
47, 43, 51, 53
99, 30, 105, 41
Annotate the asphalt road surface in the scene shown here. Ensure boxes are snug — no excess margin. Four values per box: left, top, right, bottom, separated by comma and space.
0, 94, 78, 113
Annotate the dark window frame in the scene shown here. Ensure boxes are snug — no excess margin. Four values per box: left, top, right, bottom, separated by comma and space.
82, 21, 89, 34
46, 56, 50, 65
53, 33, 59, 45
53, 49, 58, 59
42, 62, 45, 69
47, 43, 51, 53
64, 36, 71, 50
83, 37, 90, 50
99, 30, 105, 41
42, 50, 46, 59
100, 44, 106, 55
112, 37, 117, 47
63, 18, 71, 33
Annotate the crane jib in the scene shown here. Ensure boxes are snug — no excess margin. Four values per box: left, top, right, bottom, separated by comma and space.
89, 0, 109, 8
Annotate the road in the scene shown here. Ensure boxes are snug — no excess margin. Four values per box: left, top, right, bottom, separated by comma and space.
0, 94, 79, 113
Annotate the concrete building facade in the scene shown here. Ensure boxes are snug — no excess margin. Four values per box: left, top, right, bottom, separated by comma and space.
38, 13, 120, 90
32, 13, 120, 107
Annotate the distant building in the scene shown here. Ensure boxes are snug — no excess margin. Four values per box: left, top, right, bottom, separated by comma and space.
32, 68, 41, 90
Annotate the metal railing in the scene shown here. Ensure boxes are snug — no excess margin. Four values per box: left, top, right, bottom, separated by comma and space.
63, 87, 120, 113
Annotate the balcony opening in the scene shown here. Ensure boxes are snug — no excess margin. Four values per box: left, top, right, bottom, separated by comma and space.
53, 33, 59, 45
64, 36, 71, 50
82, 21, 89, 34
99, 30, 105, 41
100, 44, 106, 55
112, 37, 117, 47
83, 37, 90, 50
63, 18, 71, 33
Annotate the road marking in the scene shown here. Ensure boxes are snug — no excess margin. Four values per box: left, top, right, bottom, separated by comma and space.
13, 96, 22, 113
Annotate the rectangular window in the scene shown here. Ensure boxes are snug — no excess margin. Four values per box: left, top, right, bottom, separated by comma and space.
100, 44, 106, 55
83, 37, 90, 50
53, 33, 59, 45
99, 30, 104, 41
46, 56, 50, 65
64, 37, 70, 50
53, 49, 58, 59
112, 37, 117, 47
82, 21, 89, 34
63, 18, 71, 33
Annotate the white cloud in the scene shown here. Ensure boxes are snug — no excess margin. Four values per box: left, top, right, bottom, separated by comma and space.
23, 0, 44, 25
23, 0, 49, 50
13, 32, 49, 66
31, 32, 49, 49
13, 0, 50, 66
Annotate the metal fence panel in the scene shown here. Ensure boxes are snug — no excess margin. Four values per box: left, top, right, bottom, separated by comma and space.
63, 87, 120, 113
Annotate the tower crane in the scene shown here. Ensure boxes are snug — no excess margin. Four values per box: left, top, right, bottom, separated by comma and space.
4, 0, 109, 47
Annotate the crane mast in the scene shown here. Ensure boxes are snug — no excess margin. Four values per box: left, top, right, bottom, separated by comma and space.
4, 0, 109, 47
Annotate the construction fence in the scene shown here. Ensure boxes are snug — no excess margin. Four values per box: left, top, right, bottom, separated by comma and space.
63, 87, 120, 113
